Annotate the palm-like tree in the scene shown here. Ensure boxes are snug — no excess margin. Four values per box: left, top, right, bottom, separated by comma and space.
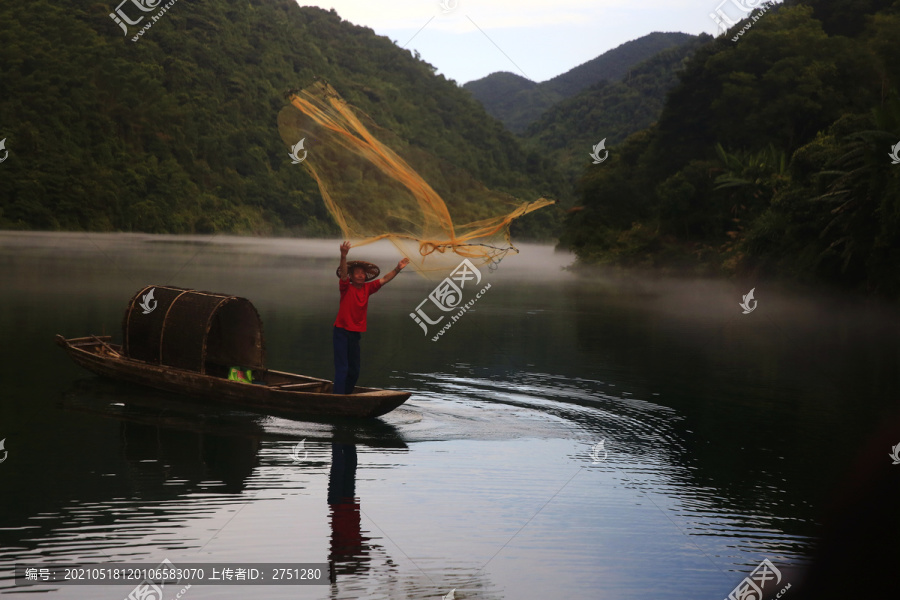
812, 101, 900, 276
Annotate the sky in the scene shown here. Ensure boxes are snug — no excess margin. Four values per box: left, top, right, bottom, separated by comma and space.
298, 0, 740, 85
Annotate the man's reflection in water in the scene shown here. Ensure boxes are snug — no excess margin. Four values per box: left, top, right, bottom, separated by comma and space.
328, 443, 371, 582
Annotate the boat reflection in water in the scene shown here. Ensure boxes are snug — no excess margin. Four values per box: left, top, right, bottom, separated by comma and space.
56, 379, 489, 598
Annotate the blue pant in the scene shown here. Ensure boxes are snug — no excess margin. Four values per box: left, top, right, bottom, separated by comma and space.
333, 326, 361, 395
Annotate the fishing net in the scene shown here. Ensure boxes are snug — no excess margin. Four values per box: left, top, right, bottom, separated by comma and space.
277, 81, 555, 274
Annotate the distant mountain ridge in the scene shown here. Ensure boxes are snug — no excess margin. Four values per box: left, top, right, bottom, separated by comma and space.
521, 34, 711, 186
463, 32, 697, 133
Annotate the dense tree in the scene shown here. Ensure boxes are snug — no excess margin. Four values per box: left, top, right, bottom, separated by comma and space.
560, 1, 900, 296
0, 0, 562, 238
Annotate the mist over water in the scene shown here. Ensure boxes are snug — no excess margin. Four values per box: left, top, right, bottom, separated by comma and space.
1, 232, 898, 599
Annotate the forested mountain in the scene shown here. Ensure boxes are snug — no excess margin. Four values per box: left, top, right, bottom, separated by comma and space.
540, 32, 697, 98
522, 35, 711, 188
562, 1, 900, 296
461, 72, 536, 121
4, 0, 898, 296
463, 32, 696, 133
0, 0, 563, 236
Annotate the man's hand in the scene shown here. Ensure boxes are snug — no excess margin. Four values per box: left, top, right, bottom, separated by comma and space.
397, 258, 410, 271
340, 241, 351, 256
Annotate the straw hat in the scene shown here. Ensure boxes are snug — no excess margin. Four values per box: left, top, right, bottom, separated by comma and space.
337, 260, 380, 281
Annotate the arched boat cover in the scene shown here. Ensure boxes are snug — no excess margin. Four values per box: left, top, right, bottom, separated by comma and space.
123, 285, 266, 375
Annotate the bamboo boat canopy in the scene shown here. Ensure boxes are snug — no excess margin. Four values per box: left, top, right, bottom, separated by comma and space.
123, 285, 266, 375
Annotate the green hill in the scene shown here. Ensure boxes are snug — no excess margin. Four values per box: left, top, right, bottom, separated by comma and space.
562, 1, 900, 296
463, 32, 697, 134
0, 0, 564, 237
522, 35, 710, 188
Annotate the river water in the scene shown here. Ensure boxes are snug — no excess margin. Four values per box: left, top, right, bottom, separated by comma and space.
0, 232, 898, 599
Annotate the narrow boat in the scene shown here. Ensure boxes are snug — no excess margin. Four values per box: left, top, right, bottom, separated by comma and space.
56, 285, 410, 419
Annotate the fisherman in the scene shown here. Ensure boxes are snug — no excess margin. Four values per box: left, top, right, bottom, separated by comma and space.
333, 241, 409, 394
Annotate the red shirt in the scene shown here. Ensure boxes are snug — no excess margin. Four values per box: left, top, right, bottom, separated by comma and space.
334, 279, 382, 332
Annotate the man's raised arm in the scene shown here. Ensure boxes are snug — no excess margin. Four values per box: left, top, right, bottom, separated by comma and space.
338, 241, 351, 280
380, 258, 410, 285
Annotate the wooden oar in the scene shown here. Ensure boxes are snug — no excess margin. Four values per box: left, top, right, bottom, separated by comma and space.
91, 335, 121, 357
270, 382, 322, 390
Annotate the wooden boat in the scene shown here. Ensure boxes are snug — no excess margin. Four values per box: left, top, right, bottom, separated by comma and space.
56, 285, 410, 419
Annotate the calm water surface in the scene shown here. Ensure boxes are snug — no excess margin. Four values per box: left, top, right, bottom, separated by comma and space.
1, 232, 898, 599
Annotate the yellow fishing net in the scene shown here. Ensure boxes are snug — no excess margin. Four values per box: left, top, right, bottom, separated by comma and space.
277, 82, 555, 273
